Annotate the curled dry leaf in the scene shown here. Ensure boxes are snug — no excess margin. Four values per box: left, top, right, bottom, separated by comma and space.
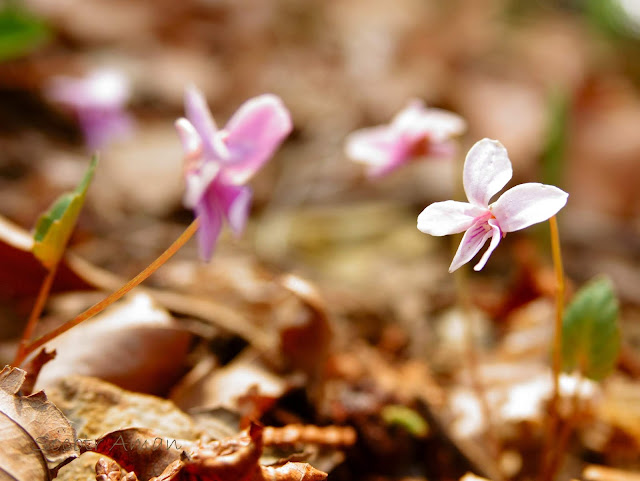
91, 424, 328, 481
277, 274, 332, 385
170, 351, 287, 415
0, 366, 77, 480
258, 462, 327, 481
89, 428, 185, 481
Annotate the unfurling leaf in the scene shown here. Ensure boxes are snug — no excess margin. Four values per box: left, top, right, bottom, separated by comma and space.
0, 366, 77, 480
561, 277, 620, 380
32, 156, 97, 269
0, 3, 49, 62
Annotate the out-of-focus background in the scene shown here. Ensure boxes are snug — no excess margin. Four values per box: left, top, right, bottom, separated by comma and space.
1, 1, 640, 480
1, 0, 639, 287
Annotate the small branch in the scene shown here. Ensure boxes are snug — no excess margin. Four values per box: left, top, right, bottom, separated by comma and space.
15, 218, 199, 366
539, 215, 566, 481
13, 264, 59, 366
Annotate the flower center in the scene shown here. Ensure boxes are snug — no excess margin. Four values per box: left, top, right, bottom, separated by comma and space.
408, 135, 432, 158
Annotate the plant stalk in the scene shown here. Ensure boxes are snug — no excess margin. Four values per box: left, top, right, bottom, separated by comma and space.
13, 264, 59, 365
14, 218, 200, 366
539, 215, 566, 481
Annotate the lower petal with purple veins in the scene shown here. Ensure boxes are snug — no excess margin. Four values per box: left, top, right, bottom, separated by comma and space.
194, 190, 223, 261
472, 218, 502, 271
216, 181, 253, 236
448, 219, 494, 273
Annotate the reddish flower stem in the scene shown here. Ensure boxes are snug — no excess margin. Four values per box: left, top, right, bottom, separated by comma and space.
14, 218, 199, 367
539, 215, 566, 481
13, 264, 59, 366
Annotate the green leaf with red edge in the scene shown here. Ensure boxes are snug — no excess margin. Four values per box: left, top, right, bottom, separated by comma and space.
32, 156, 97, 270
561, 276, 620, 381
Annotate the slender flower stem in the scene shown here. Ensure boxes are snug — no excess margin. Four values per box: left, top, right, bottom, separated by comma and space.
540, 215, 565, 481
14, 218, 200, 367
550, 215, 565, 409
13, 264, 59, 365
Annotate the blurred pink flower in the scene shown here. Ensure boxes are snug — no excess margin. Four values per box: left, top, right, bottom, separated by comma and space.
417, 138, 568, 272
344, 100, 466, 178
175, 85, 292, 261
47, 68, 134, 150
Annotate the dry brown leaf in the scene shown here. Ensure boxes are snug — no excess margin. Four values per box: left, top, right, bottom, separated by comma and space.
0, 366, 77, 479
46, 375, 197, 442
89, 428, 185, 481
257, 462, 327, 481
35, 292, 191, 394
92, 424, 329, 481
170, 349, 287, 415
0, 214, 90, 300
277, 274, 332, 384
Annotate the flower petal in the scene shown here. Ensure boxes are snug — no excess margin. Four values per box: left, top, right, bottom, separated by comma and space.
217, 183, 253, 235
417, 201, 486, 236
463, 139, 512, 207
391, 99, 428, 132
448, 219, 494, 272
419, 109, 467, 141
78, 108, 134, 150
472, 218, 502, 271
221, 94, 292, 184
194, 191, 223, 262
175, 118, 201, 158
47, 68, 130, 109
344, 125, 408, 177
184, 85, 228, 161
183, 162, 219, 209
491, 183, 568, 232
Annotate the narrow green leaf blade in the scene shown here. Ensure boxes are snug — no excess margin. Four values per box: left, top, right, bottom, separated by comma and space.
32, 156, 98, 269
561, 277, 620, 381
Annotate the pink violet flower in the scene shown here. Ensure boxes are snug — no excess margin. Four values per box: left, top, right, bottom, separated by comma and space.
417, 138, 568, 273
344, 99, 466, 178
175, 85, 292, 261
47, 68, 134, 150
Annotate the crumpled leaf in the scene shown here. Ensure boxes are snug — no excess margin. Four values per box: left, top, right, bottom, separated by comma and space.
88, 428, 185, 481
562, 277, 621, 380
0, 366, 77, 479
32, 155, 97, 270
89, 424, 328, 481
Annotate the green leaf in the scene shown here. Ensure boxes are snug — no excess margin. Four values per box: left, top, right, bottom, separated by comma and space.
0, 3, 50, 62
32, 156, 97, 269
561, 277, 620, 381
381, 404, 429, 438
